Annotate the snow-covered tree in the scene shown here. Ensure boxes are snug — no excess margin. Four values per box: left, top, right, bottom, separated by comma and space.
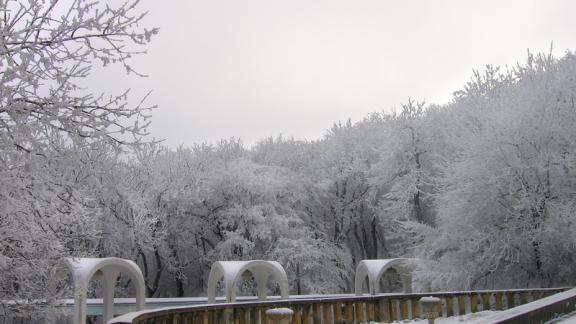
415, 52, 576, 290
0, 0, 156, 318
0, 0, 157, 151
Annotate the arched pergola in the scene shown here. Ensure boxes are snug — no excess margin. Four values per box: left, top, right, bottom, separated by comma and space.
207, 261, 289, 303
354, 258, 415, 295
65, 257, 146, 324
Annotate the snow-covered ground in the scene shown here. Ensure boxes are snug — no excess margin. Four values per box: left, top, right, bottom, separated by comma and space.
389, 311, 500, 323
546, 310, 576, 323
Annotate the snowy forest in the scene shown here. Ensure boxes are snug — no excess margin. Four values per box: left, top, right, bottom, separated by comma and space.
2, 0, 576, 320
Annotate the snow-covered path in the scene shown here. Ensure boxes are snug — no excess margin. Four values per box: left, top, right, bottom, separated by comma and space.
390, 311, 500, 323
546, 310, 576, 323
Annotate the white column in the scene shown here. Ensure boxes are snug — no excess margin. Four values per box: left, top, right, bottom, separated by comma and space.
102, 269, 119, 323
373, 274, 380, 295
254, 270, 269, 301
227, 277, 237, 303
73, 282, 88, 324
402, 274, 413, 293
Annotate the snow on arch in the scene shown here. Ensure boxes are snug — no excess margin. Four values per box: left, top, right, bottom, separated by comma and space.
207, 260, 289, 303
65, 257, 146, 324
354, 258, 415, 295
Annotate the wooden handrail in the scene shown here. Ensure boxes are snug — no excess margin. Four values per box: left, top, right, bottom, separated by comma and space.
469, 287, 576, 324
110, 287, 571, 324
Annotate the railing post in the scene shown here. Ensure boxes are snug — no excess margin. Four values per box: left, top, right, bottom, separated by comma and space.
376, 298, 392, 323
520, 291, 530, 305
292, 305, 302, 324
420, 297, 441, 324
265, 308, 293, 324
236, 308, 246, 324
262, 307, 271, 324
254, 308, 263, 324
367, 301, 375, 321
495, 293, 504, 310
457, 295, 466, 315
301, 304, 311, 324
313, 303, 322, 323
508, 292, 517, 309
400, 299, 410, 320
444, 297, 454, 317
534, 290, 543, 300
391, 299, 400, 321
481, 293, 491, 311
334, 302, 343, 323
470, 294, 478, 313
542, 290, 553, 298
527, 291, 534, 303
323, 303, 333, 323
345, 301, 354, 323
411, 299, 420, 320
247, 308, 257, 324
356, 301, 367, 323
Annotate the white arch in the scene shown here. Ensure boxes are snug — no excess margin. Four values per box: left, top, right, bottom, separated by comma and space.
207, 260, 289, 303
65, 257, 146, 324
354, 258, 415, 295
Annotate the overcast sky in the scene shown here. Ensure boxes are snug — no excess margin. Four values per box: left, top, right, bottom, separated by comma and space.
88, 0, 576, 148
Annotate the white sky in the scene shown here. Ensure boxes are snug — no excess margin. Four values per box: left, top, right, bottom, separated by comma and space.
87, 0, 576, 147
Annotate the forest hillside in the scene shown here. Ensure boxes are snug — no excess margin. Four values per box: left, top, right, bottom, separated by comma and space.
2, 51, 576, 317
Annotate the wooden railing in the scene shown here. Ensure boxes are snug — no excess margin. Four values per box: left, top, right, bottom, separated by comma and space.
111, 287, 569, 324
469, 287, 576, 324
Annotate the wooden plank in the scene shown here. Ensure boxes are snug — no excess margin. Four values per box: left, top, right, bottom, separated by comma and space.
225, 309, 233, 324
302, 304, 311, 324
357, 302, 367, 323
411, 298, 420, 319
323, 303, 333, 323
507, 293, 516, 309
334, 302, 343, 324
495, 293, 504, 311
223, 309, 230, 324
482, 294, 491, 311
345, 302, 354, 323
377, 298, 391, 323
520, 291, 530, 305
250, 309, 256, 324
202, 310, 210, 324
238, 308, 246, 324
313, 304, 322, 323
458, 295, 466, 315
470, 294, 478, 313
527, 291, 534, 303
400, 299, 409, 320
233, 309, 239, 324
445, 297, 454, 317
266, 308, 273, 324
293, 305, 302, 324
247, 308, 256, 324
367, 301, 375, 321
390, 299, 399, 321
533, 290, 542, 301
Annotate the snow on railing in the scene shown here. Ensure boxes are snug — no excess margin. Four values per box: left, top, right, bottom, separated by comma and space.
109, 287, 569, 324
468, 287, 576, 324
